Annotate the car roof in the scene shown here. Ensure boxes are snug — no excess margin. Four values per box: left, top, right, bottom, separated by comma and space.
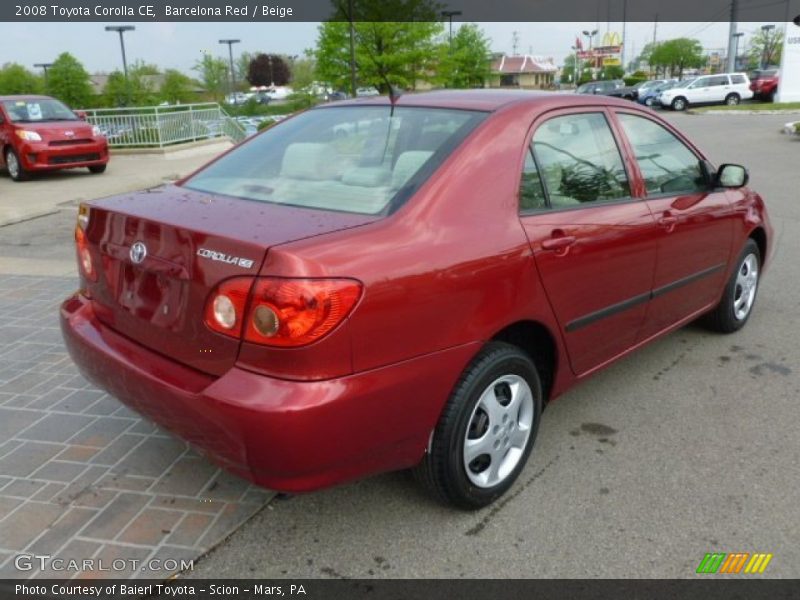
0, 95, 54, 101
319, 89, 639, 112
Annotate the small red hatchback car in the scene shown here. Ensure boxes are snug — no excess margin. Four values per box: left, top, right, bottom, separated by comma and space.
0, 95, 108, 181
60, 91, 772, 508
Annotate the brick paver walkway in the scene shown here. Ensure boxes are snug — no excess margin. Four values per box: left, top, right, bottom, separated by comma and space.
0, 275, 272, 579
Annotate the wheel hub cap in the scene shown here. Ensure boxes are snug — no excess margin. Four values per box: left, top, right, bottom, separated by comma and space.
733, 253, 758, 321
463, 375, 535, 488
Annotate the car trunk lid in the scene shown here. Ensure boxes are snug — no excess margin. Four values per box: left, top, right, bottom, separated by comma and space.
82, 185, 378, 376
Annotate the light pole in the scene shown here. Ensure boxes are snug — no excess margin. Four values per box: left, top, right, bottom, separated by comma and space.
34, 63, 53, 88
219, 39, 240, 104
571, 45, 581, 85
347, 0, 356, 97
582, 29, 598, 50
105, 26, 135, 79
732, 32, 744, 71
582, 29, 598, 76
761, 24, 776, 69
441, 10, 463, 50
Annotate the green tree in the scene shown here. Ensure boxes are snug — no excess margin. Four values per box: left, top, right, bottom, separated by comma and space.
650, 38, 705, 79
747, 27, 783, 69
236, 52, 255, 88
103, 63, 158, 107
160, 69, 195, 104
290, 56, 316, 90
436, 23, 491, 88
315, 0, 443, 94
0, 63, 43, 95
194, 52, 229, 101
47, 52, 94, 108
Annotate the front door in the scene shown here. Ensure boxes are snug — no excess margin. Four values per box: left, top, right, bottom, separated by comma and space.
518, 110, 658, 375
614, 111, 734, 339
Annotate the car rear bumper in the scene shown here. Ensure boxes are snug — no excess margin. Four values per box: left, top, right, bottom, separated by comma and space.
17, 139, 108, 171
60, 292, 477, 492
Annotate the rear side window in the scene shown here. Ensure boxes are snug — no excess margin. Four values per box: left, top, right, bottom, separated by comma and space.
730, 74, 746, 84
519, 147, 546, 211
617, 113, 707, 196
184, 106, 486, 215
531, 113, 630, 207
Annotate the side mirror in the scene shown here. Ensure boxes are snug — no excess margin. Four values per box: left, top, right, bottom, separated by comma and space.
716, 164, 749, 188
74, 110, 87, 121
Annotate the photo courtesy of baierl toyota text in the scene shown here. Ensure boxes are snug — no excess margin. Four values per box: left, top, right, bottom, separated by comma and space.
0, 0, 799, 598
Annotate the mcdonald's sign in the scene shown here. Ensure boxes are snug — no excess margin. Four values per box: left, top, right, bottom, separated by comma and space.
601, 31, 622, 47
696, 552, 773, 574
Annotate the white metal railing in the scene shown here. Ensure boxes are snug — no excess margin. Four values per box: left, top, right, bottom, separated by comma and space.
80, 103, 247, 148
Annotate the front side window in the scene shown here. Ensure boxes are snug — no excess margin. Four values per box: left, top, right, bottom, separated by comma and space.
531, 113, 630, 207
184, 106, 486, 215
617, 113, 707, 196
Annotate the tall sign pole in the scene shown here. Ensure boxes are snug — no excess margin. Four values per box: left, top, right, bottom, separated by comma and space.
776, 16, 800, 102
726, 0, 739, 73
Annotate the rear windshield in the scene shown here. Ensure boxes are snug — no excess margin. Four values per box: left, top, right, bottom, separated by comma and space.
2, 98, 78, 123
183, 105, 486, 215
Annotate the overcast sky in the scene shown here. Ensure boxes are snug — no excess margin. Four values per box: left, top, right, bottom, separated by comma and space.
0, 21, 778, 75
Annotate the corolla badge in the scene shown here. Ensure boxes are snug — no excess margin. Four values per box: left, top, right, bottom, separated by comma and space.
129, 242, 147, 264
64, 130, 75, 137
197, 248, 254, 269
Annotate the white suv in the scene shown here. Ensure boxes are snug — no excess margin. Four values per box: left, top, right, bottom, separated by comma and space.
660, 73, 753, 111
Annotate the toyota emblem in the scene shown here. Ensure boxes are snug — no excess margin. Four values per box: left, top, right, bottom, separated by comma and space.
64, 130, 75, 137
129, 242, 147, 264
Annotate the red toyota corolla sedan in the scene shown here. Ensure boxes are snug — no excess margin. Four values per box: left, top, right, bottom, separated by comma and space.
0, 95, 108, 181
60, 91, 772, 509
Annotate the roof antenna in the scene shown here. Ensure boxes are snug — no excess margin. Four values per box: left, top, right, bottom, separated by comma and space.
389, 86, 403, 116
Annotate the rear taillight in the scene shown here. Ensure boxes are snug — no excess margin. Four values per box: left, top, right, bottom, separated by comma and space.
203, 277, 253, 338
74, 205, 96, 282
204, 277, 362, 347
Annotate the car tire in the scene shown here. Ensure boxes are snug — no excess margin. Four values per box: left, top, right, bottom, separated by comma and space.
414, 341, 543, 510
5, 148, 29, 182
88, 165, 107, 174
671, 97, 688, 111
703, 239, 761, 333
725, 93, 740, 106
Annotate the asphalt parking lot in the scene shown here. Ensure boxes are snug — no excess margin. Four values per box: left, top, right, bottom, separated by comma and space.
0, 112, 798, 579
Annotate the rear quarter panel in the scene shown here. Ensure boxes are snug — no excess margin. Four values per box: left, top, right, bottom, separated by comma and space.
259, 102, 568, 384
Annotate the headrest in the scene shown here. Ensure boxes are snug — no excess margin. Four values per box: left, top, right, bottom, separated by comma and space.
280, 143, 331, 180
391, 151, 433, 190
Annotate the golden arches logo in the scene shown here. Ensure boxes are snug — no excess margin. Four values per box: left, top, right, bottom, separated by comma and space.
601, 32, 622, 47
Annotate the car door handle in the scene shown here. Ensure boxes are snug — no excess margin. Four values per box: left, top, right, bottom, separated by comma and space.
541, 236, 577, 251
658, 215, 678, 232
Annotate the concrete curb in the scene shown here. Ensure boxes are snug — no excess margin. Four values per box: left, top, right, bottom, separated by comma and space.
109, 137, 232, 156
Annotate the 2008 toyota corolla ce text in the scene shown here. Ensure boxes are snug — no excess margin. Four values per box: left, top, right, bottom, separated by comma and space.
60, 91, 772, 509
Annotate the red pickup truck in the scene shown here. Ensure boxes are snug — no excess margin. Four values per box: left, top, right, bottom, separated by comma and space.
750, 69, 779, 101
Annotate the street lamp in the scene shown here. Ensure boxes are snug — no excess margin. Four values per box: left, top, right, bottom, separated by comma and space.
760, 24, 776, 69
732, 32, 744, 71
105, 26, 135, 79
441, 10, 463, 49
34, 63, 53, 87
219, 39, 241, 104
582, 29, 598, 50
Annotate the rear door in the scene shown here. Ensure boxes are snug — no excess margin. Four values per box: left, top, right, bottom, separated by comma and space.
613, 111, 734, 339
518, 109, 658, 375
